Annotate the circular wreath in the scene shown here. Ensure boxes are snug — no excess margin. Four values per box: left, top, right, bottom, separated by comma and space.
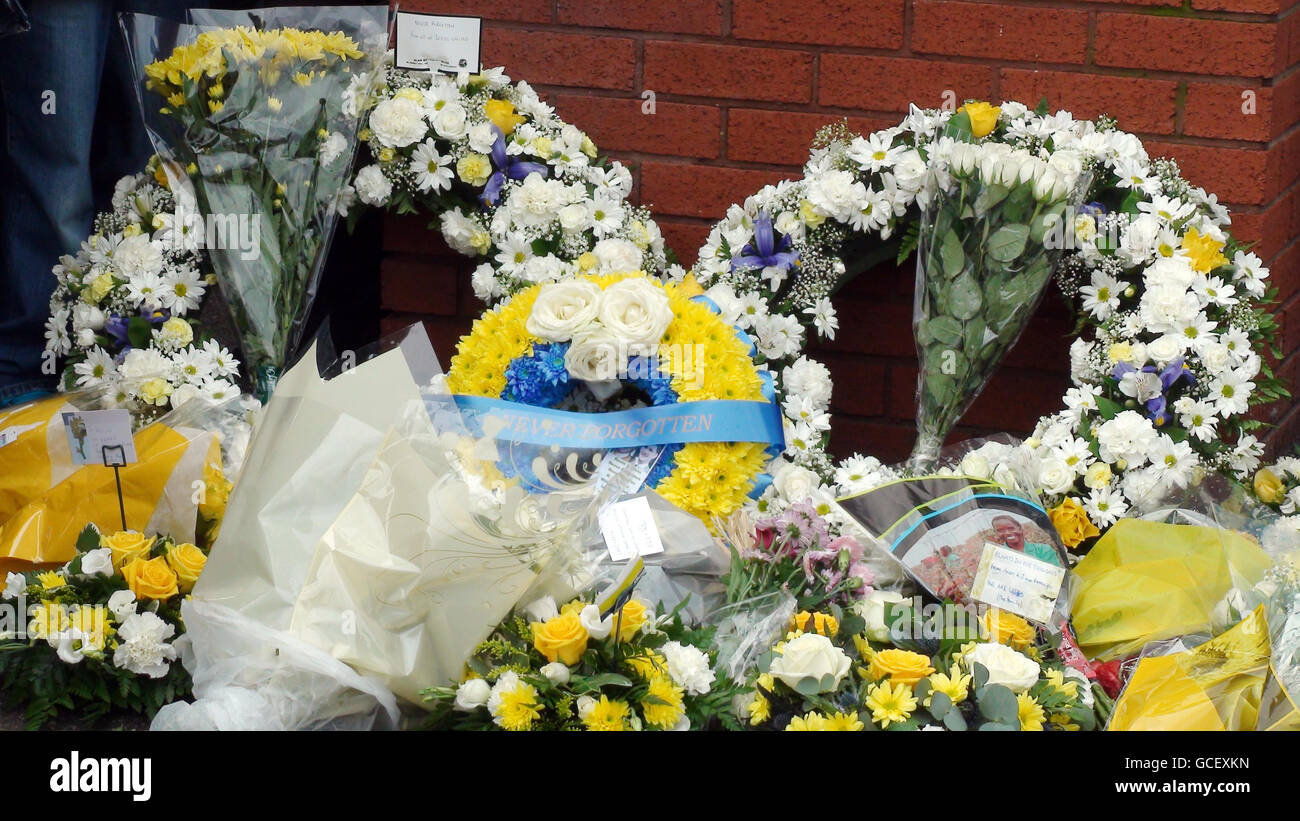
444, 272, 772, 522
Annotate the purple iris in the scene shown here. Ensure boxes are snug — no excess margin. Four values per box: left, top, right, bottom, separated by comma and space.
1079, 201, 1107, 220
479, 126, 549, 208
732, 212, 799, 274
1112, 357, 1195, 427
104, 308, 171, 351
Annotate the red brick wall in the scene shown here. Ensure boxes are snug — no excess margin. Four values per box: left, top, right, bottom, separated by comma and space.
381, 0, 1300, 464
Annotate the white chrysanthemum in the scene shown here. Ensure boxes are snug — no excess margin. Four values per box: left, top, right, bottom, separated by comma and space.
112, 611, 177, 679
369, 95, 427, 148
354, 164, 393, 207
781, 356, 832, 409
113, 234, 164, 279
1095, 410, 1159, 468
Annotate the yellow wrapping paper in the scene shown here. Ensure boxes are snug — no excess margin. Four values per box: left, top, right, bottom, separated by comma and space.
1070, 519, 1273, 660
0, 394, 219, 570
1108, 605, 1271, 731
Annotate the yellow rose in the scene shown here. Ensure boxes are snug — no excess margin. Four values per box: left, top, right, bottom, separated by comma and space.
121, 556, 179, 601
138, 377, 172, 406
576, 251, 599, 272
1254, 468, 1285, 504
122, 223, 142, 238
395, 87, 423, 103
1048, 497, 1100, 549
532, 135, 553, 157
378, 147, 395, 163
85, 272, 115, 303
531, 612, 588, 664
165, 542, 207, 592
198, 461, 232, 520
1107, 341, 1134, 363
866, 648, 935, 685
101, 531, 155, 570
798, 199, 825, 228
792, 611, 839, 637
484, 98, 525, 135
981, 608, 1036, 649
957, 101, 1001, 138
580, 134, 598, 158
613, 599, 649, 642
1083, 462, 1112, 490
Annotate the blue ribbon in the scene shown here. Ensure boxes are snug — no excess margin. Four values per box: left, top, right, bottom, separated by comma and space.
452, 394, 786, 450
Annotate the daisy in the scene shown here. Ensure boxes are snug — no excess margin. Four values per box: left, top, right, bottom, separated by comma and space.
1192, 276, 1237, 309
173, 347, 216, 385
199, 377, 238, 403
1136, 195, 1194, 225
125, 272, 166, 310
735, 291, 768, 329
409, 140, 454, 193
846, 187, 891, 233
160, 266, 205, 314
783, 395, 831, 431
1149, 436, 1198, 489
73, 347, 116, 388
1052, 437, 1094, 475
846, 132, 904, 173
1079, 271, 1122, 319
493, 234, 533, 274
44, 309, 71, 355
588, 195, 625, 238
1172, 397, 1217, 442
1209, 369, 1253, 416
1084, 484, 1128, 527
1231, 250, 1268, 298
1228, 434, 1264, 477
201, 339, 240, 379
810, 297, 838, 340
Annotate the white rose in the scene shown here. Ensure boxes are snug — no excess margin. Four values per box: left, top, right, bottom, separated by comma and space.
591, 237, 643, 273
539, 662, 570, 685
576, 695, 597, 721
991, 463, 1022, 491
525, 280, 602, 342
107, 589, 137, 620
1146, 333, 1186, 364
767, 633, 851, 693
963, 642, 1041, 693
432, 101, 469, 140
557, 202, 589, 232
854, 589, 906, 642
596, 278, 672, 346
368, 96, 427, 148
959, 451, 992, 479
564, 330, 622, 381
3, 572, 25, 600
72, 303, 105, 331
771, 460, 820, 504
80, 547, 113, 577
453, 678, 492, 711
522, 595, 559, 623
579, 604, 614, 640
1036, 456, 1076, 495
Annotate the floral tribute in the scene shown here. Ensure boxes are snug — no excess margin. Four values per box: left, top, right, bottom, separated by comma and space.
0, 524, 210, 728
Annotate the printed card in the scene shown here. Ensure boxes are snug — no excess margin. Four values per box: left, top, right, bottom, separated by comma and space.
394, 12, 481, 73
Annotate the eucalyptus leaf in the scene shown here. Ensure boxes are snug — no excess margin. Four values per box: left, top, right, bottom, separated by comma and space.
943, 709, 968, 731
978, 684, 1019, 725
928, 691, 952, 719
947, 274, 983, 320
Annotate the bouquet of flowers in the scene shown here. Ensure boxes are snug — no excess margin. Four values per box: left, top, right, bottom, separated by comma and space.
44, 160, 240, 418
421, 594, 741, 731
346, 57, 669, 303
126, 11, 387, 399
0, 524, 208, 728
910, 106, 1092, 470
737, 598, 1097, 731
717, 502, 877, 612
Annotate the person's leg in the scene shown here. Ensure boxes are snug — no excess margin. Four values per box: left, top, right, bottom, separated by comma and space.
0, 0, 112, 392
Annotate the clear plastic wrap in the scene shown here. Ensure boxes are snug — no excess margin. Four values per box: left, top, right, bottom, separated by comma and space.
120, 7, 389, 399
155, 323, 613, 727
0, 386, 225, 570
909, 148, 1092, 471
707, 590, 798, 684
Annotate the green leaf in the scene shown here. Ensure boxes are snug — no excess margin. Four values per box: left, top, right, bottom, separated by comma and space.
987, 223, 1030, 262
943, 709, 968, 731
940, 229, 965, 278
1095, 396, 1123, 420
126, 316, 152, 350
927, 316, 964, 348
75, 523, 101, 553
973, 184, 1010, 218
978, 721, 1019, 731
978, 684, 1019, 725
947, 274, 983, 320
971, 663, 989, 689
943, 110, 973, 141
928, 691, 952, 719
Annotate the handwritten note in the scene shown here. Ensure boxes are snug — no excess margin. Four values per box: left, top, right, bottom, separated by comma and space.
61, 410, 136, 467
598, 496, 665, 562
969, 542, 1066, 624
394, 12, 481, 73
591, 447, 658, 503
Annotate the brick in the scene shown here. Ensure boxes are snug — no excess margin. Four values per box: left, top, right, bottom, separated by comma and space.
819, 54, 993, 112
999, 69, 1178, 136
654, 218, 713, 266
1190, 0, 1299, 12
1095, 14, 1279, 78
400, 0, 552, 23
824, 417, 917, 464
732, 0, 905, 49
556, 0, 723, 35
1184, 82, 1276, 142
381, 315, 473, 363
639, 162, 793, 219
644, 41, 814, 103
482, 29, 636, 91
552, 95, 721, 159
381, 214, 455, 256
911, 1, 1089, 65
380, 256, 461, 316
889, 365, 1069, 432
728, 109, 895, 166
1144, 141, 1271, 206
1271, 236, 1300, 306
813, 301, 915, 358
819, 355, 888, 416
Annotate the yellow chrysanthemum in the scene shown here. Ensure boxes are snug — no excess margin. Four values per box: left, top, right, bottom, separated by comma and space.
1180, 227, 1229, 273
785, 711, 830, 731
824, 711, 865, 731
746, 690, 771, 725
792, 611, 838, 637
640, 675, 685, 730
1017, 692, 1046, 731
1044, 669, 1079, 699
582, 695, 631, 731
1049, 712, 1080, 731
36, 571, 66, 591
865, 680, 917, 728
495, 682, 542, 731
625, 650, 667, 681
925, 665, 971, 707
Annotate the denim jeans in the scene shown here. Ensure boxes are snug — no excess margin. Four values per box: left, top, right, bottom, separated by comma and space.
0, 0, 190, 393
